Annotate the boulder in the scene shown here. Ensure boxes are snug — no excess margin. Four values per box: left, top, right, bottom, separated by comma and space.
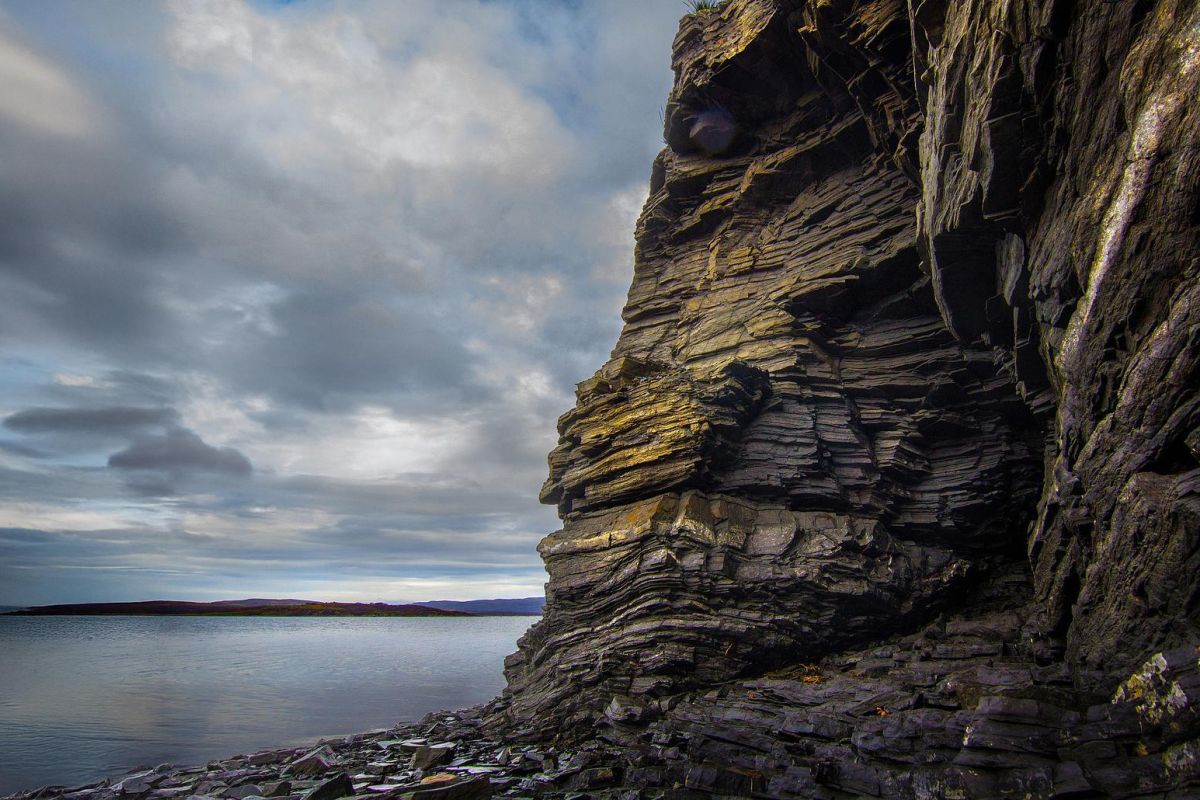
400, 776, 490, 800
408, 745, 454, 772
288, 748, 339, 778
300, 774, 354, 800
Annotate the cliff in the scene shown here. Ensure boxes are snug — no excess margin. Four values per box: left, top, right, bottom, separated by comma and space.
490, 0, 1200, 796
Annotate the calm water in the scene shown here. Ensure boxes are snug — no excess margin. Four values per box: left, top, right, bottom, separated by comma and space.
0, 615, 536, 794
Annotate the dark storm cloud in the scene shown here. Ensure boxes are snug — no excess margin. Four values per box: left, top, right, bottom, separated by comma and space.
0, 123, 191, 365
0, 0, 682, 603
225, 289, 487, 413
108, 428, 252, 475
0, 400, 180, 463
0, 440, 47, 459
4, 406, 178, 434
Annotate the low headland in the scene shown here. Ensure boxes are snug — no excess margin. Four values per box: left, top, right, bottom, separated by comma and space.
1, 598, 544, 617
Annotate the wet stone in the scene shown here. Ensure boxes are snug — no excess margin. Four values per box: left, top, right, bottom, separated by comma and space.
114, 773, 164, 797
300, 774, 354, 800
409, 745, 455, 772
288, 749, 340, 778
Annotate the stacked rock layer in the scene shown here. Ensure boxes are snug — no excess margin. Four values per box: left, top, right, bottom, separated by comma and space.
495, 0, 1199, 795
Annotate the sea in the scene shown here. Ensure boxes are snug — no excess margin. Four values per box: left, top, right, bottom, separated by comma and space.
0, 615, 537, 794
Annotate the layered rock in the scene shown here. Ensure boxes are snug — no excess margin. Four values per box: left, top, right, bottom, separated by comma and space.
911, 0, 1200, 682
587, 575, 1200, 798
495, 0, 1199, 793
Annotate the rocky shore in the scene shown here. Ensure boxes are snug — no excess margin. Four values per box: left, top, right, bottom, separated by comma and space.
6, 592, 1199, 800
0, 711, 611, 800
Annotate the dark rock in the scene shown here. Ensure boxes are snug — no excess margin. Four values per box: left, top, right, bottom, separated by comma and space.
248, 752, 286, 767
288, 749, 339, 778
300, 774, 354, 800
114, 773, 164, 797
567, 768, 617, 791
409, 744, 455, 772
603, 697, 650, 726
398, 776, 490, 800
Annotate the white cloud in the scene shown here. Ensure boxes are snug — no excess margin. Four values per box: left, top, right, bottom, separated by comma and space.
53, 373, 100, 388
0, 501, 155, 534
164, 0, 574, 176
166, 0, 256, 69
247, 405, 470, 479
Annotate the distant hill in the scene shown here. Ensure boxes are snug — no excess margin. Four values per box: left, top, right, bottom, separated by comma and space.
3, 600, 470, 617
0, 605, 27, 613
208, 598, 315, 607
418, 597, 544, 615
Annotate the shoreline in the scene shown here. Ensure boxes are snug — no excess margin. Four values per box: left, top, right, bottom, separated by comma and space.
0, 706, 588, 800
0, 617, 541, 799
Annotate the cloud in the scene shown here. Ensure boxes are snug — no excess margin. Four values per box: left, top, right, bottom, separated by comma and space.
4, 406, 177, 434
0, 0, 683, 603
0, 25, 100, 137
107, 427, 252, 475
223, 289, 486, 413
164, 0, 575, 174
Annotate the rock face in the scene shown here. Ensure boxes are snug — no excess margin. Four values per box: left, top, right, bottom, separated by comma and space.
910, 0, 1200, 682
494, 0, 1200, 794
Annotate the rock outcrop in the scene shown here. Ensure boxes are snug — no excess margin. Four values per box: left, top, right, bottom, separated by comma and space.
493, 0, 1200, 795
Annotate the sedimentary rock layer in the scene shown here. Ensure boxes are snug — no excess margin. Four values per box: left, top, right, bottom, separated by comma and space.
588, 578, 1200, 798
907, 0, 1200, 681
496, 0, 1199, 795
508, 0, 1047, 734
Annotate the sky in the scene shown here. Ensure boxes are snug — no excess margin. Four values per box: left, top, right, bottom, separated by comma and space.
0, 0, 683, 605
